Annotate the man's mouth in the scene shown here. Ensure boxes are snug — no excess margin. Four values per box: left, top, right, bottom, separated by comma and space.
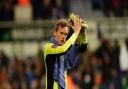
61, 40, 64, 43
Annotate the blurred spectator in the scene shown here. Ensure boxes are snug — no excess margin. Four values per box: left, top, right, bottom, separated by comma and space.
0, 38, 127, 89
51, 0, 70, 19
67, 73, 76, 89
119, 40, 128, 71
111, 39, 120, 71
122, 0, 128, 16
18, 0, 30, 6
51, 0, 62, 19
122, 72, 128, 89
61, 0, 70, 18
125, 38, 128, 51
32, 0, 52, 20
32, 0, 70, 20
91, 0, 128, 17
121, 38, 128, 89
37, 0, 52, 19
31, 0, 40, 19
102, 0, 114, 17
91, 0, 103, 10
0, 50, 10, 68
95, 38, 112, 84
109, 67, 122, 89
10, 56, 23, 89
0, 66, 12, 89
0, 0, 14, 21
80, 64, 94, 89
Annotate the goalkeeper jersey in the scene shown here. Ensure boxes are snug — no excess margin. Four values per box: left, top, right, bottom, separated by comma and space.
44, 33, 87, 89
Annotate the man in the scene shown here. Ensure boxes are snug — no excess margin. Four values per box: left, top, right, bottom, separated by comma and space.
44, 15, 88, 89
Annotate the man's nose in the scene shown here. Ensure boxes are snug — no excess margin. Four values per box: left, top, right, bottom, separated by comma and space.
63, 36, 66, 39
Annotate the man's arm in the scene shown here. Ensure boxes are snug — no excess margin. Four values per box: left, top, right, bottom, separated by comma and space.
65, 31, 87, 68
44, 15, 81, 57
65, 32, 88, 68
44, 33, 77, 55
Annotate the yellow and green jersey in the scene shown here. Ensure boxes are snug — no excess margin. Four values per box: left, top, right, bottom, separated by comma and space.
44, 33, 87, 89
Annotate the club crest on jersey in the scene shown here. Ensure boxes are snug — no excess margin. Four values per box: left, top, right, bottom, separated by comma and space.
51, 44, 57, 48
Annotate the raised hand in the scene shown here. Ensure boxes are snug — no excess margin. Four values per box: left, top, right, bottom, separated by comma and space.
72, 15, 81, 36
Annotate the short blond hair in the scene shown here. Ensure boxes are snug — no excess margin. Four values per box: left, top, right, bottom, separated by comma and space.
54, 19, 69, 31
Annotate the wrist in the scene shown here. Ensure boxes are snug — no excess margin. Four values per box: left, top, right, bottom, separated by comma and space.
74, 30, 80, 36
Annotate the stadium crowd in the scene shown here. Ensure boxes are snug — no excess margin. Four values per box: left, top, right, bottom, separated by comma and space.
0, 0, 70, 20
91, 0, 128, 17
0, 37, 128, 89
0, 0, 128, 89
0, 0, 128, 21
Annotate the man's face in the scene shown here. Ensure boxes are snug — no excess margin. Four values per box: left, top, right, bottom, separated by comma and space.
54, 26, 69, 45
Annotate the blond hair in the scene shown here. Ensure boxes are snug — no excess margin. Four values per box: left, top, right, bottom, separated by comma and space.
54, 19, 69, 31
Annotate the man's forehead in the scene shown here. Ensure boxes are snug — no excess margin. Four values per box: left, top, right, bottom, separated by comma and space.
58, 26, 69, 31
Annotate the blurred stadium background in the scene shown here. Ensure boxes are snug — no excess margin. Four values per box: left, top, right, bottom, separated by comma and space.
0, 0, 128, 89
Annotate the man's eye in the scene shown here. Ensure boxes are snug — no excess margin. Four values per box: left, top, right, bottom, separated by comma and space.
60, 32, 63, 34
65, 33, 67, 35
